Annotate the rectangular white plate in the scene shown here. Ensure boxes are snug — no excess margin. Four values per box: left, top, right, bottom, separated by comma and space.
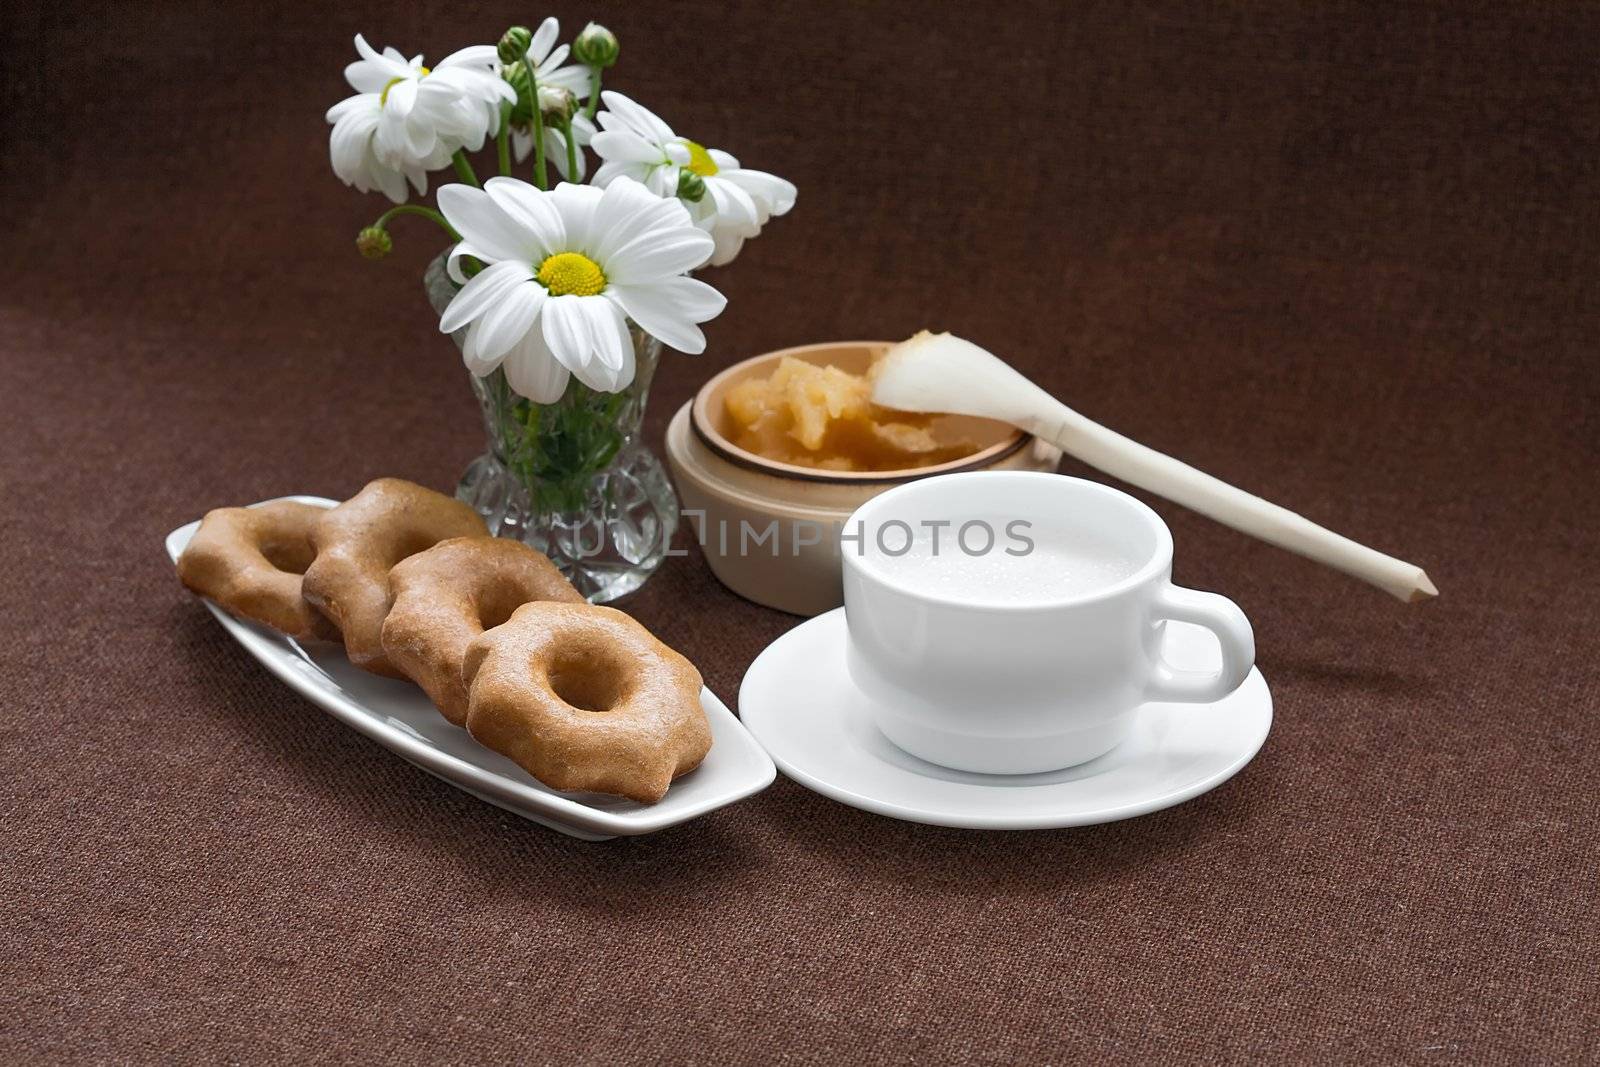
167, 496, 775, 840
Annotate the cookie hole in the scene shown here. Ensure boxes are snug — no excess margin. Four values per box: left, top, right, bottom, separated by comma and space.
259, 538, 317, 575
546, 648, 624, 713
478, 589, 526, 633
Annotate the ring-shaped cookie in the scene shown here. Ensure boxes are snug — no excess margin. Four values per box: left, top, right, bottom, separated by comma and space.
178, 500, 340, 642
380, 537, 584, 725
463, 602, 712, 804
301, 478, 487, 676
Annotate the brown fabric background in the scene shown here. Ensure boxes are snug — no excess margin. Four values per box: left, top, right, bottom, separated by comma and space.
3, 1, 1597, 1062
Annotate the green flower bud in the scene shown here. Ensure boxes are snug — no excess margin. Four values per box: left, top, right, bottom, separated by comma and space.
498, 25, 533, 64
356, 226, 392, 259
572, 22, 619, 68
539, 85, 577, 124
676, 170, 706, 203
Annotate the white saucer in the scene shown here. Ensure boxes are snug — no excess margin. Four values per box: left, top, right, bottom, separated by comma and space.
739, 609, 1271, 830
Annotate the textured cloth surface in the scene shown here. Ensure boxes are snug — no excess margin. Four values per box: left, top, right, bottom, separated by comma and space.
3, 1, 1598, 1063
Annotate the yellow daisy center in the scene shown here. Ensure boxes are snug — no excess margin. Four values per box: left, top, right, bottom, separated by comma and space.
379, 68, 428, 105
682, 140, 719, 177
536, 252, 607, 297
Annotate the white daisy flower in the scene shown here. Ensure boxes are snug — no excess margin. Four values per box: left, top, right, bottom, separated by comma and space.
589, 91, 796, 266
503, 18, 595, 180
436, 177, 727, 401
326, 35, 515, 203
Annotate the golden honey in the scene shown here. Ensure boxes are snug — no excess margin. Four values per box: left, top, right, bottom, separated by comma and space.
724, 356, 978, 471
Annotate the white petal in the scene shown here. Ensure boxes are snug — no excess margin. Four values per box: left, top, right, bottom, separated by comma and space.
569, 352, 622, 393
372, 115, 408, 168
402, 109, 437, 158
483, 177, 565, 259
540, 64, 591, 96
579, 296, 631, 372
547, 182, 604, 254
405, 163, 429, 197
723, 168, 797, 219
598, 91, 675, 143
606, 279, 721, 355
605, 230, 716, 283
439, 259, 535, 334
542, 44, 571, 72
529, 17, 559, 64
705, 225, 746, 267
591, 130, 666, 165
436, 43, 500, 69
328, 105, 379, 181
437, 185, 539, 264
655, 275, 726, 320
420, 66, 513, 109
446, 242, 499, 283
609, 328, 637, 391
452, 123, 488, 154
461, 318, 503, 376
544, 128, 586, 182
503, 329, 571, 403
707, 148, 741, 171
372, 151, 409, 203
344, 63, 377, 93
468, 279, 545, 366
326, 92, 374, 123
591, 159, 651, 189
540, 294, 596, 373
344, 60, 390, 95
353, 34, 385, 67
705, 176, 762, 235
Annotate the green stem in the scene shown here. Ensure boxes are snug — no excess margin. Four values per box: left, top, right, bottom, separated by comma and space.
583, 67, 602, 120
373, 204, 460, 242
523, 54, 548, 190
451, 150, 480, 187
496, 100, 512, 177
561, 114, 579, 182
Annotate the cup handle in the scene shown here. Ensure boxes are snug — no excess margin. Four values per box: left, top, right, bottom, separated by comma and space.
1145, 584, 1256, 704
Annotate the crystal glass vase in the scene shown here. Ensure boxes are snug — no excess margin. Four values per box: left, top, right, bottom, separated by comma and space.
424, 254, 679, 603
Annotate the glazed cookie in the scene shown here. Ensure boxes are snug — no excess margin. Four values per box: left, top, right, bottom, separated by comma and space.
380, 537, 584, 725
301, 478, 487, 676
178, 500, 340, 642
462, 602, 712, 804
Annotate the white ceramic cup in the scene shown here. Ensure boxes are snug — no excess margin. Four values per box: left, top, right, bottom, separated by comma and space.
841, 471, 1255, 774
